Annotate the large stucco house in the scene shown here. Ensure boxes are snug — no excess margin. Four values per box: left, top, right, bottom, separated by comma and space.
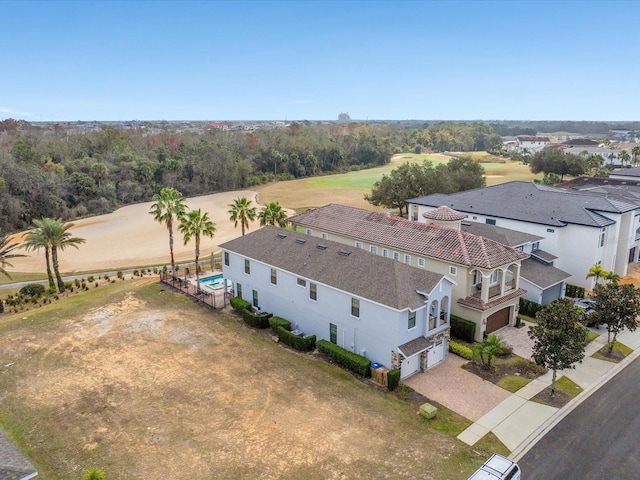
408, 181, 640, 289
289, 204, 528, 341
220, 226, 454, 379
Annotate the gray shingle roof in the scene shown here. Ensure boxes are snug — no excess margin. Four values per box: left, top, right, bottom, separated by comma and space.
398, 337, 430, 357
0, 431, 37, 480
289, 204, 527, 269
531, 249, 557, 263
220, 226, 445, 311
408, 181, 638, 228
610, 166, 640, 178
460, 222, 543, 248
520, 258, 571, 289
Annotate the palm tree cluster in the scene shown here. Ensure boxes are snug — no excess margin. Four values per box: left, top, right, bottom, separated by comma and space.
586, 264, 620, 285
150, 187, 216, 289
228, 197, 288, 236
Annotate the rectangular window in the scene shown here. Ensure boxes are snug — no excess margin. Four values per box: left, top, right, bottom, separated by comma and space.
370, 245, 378, 254
244, 259, 250, 274
224, 251, 229, 266
393, 252, 400, 261
599, 228, 606, 248
305, 228, 311, 235
449, 266, 457, 276
252, 290, 258, 308
330, 323, 337, 344
404, 254, 411, 265
351, 298, 360, 318
236, 283, 242, 298
547, 228, 555, 233
321, 232, 328, 240
490, 270, 498, 283
486, 218, 496, 225
532, 241, 540, 250
270, 268, 277, 285
382, 248, 389, 258
355, 241, 363, 249
418, 258, 426, 267
310, 283, 317, 301
408, 311, 416, 329
297, 277, 306, 287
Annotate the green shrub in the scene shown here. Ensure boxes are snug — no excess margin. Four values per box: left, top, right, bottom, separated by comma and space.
0, 298, 4, 314
277, 326, 316, 351
241, 309, 272, 329
566, 284, 585, 299
387, 368, 400, 391
74, 278, 81, 288
133, 269, 140, 277
19, 283, 46, 297
519, 298, 543, 317
117, 271, 123, 280
47, 286, 56, 295
449, 340, 473, 360
269, 316, 292, 333
64, 282, 73, 291
84, 467, 107, 480
87, 275, 95, 283
229, 296, 251, 312
317, 340, 371, 377
450, 315, 476, 342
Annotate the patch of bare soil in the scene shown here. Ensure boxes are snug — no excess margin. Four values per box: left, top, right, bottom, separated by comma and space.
462, 355, 546, 384
531, 387, 573, 408
594, 346, 626, 363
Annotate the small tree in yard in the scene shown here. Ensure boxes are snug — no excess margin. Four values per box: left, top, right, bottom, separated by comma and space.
473, 334, 507, 370
529, 298, 588, 395
84, 468, 106, 480
591, 282, 640, 352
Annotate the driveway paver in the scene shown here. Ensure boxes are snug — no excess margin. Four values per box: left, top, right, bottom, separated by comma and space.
494, 321, 533, 359
404, 354, 510, 422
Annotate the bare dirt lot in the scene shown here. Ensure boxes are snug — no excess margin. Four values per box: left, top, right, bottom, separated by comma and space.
0, 281, 486, 479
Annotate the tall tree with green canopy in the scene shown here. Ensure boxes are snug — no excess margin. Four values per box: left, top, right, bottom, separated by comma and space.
619, 150, 631, 167
150, 187, 187, 278
0, 234, 25, 280
632, 146, 640, 166
586, 264, 606, 285
228, 197, 257, 236
23, 218, 56, 289
529, 298, 588, 395
591, 282, 640, 352
47, 219, 86, 293
529, 148, 585, 181
258, 201, 289, 227
179, 209, 216, 292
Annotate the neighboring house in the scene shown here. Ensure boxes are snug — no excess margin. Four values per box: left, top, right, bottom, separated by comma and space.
609, 166, 640, 181
460, 222, 571, 304
220, 226, 454, 379
514, 136, 551, 153
0, 430, 38, 479
289, 204, 528, 341
561, 146, 625, 165
408, 181, 640, 289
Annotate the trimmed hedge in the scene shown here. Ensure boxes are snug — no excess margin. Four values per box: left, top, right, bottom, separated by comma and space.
230, 296, 252, 312
450, 315, 476, 342
241, 309, 272, 329
387, 368, 400, 391
19, 283, 45, 297
566, 284, 586, 299
317, 339, 371, 377
277, 326, 316, 352
449, 340, 473, 360
269, 316, 292, 333
519, 298, 543, 318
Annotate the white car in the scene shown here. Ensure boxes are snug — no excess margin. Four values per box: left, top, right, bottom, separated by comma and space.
573, 298, 596, 313
468, 454, 521, 480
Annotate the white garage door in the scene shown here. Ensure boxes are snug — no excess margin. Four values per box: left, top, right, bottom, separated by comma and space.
427, 340, 445, 369
401, 354, 421, 379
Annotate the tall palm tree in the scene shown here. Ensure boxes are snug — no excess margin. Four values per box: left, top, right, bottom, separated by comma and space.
228, 197, 256, 236
632, 145, 640, 167
150, 187, 187, 278
0, 234, 25, 280
586, 264, 606, 285
48, 220, 85, 293
603, 270, 621, 284
179, 209, 216, 292
258, 201, 289, 227
619, 150, 630, 167
23, 218, 55, 289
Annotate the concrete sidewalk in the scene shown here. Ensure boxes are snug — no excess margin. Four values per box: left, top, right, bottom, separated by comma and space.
456, 326, 640, 459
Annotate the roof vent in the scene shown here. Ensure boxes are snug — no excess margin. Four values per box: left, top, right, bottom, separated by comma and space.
338, 249, 351, 256
277, 233, 287, 239
316, 244, 327, 250
295, 238, 306, 244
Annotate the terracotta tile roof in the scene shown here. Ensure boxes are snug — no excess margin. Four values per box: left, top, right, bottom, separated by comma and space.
220, 226, 445, 311
289, 204, 527, 269
457, 288, 526, 311
422, 206, 466, 221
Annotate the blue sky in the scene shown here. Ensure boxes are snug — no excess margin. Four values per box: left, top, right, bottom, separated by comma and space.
2, 1, 639, 121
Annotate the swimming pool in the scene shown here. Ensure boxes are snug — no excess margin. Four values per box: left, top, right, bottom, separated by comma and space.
199, 274, 230, 289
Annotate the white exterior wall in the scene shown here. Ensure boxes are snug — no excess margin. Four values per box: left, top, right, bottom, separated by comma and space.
222, 250, 452, 369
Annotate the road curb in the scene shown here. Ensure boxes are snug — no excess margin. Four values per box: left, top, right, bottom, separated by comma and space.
510, 339, 640, 461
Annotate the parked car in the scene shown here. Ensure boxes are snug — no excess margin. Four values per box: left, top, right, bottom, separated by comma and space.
573, 297, 595, 312
467, 454, 521, 480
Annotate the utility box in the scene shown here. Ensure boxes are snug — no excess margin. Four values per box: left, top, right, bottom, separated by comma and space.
419, 403, 437, 419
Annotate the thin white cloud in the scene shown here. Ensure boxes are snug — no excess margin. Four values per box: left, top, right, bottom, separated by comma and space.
0, 107, 33, 117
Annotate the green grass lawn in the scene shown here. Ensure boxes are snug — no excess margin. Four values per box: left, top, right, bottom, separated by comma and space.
592, 340, 633, 362
555, 376, 583, 398
497, 375, 530, 393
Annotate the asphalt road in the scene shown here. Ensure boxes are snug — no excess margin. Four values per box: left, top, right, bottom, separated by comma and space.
520, 354, 640, 479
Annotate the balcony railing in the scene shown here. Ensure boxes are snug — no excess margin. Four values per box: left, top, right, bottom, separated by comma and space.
471, 280, 516, 300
